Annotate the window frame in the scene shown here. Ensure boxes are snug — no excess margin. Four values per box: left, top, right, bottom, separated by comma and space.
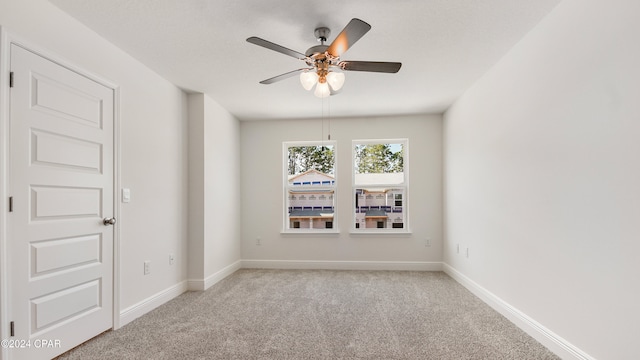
282, 140, 338, 234
351, 139, 409, 234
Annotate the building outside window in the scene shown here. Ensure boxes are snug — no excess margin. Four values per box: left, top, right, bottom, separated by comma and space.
283, 141, 336, 232
353, 139, 408, 232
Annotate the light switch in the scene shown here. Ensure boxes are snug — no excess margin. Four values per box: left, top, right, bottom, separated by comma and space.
122, 188, 131, 203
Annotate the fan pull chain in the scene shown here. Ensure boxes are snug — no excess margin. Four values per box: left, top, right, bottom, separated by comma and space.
321, 95, 325, 146
321, 97, 324, 146
327, 97, 331, 140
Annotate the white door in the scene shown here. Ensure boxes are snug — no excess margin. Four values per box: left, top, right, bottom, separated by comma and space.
8, 44, 114, 360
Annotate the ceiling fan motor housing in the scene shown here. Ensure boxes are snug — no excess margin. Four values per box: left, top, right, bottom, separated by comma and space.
306, 27, 341, 83
314, 27, 330, 43
305, 44, 329, 57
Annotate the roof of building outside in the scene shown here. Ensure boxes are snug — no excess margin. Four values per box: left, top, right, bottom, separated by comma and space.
289, 209, 334, 218
365, 209, 389, 217
288, 169, 335, 182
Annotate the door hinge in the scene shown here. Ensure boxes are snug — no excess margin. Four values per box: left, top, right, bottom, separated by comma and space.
9, 72, 14, 88
9, 196, 13, 212
10, 321, 14, 337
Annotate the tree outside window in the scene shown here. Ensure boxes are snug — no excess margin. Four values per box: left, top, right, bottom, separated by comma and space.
288, 145, 334, 175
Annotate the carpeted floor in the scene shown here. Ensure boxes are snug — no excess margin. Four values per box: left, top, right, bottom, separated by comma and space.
57, 269, 559, 359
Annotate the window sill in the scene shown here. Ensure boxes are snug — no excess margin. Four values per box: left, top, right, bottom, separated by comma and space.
281, 229, 341, 235
349, 230, 412, 236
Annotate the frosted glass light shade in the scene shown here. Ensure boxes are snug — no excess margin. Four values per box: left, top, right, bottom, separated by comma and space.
314, 82, 330, 98
300, 71, 318, 91
326, 71, 345, 91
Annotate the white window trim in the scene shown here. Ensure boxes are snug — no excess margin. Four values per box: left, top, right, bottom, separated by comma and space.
351, 138, 409, 234
282, 140, 338, 234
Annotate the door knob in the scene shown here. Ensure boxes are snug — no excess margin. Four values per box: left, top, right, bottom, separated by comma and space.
103, 217, 117, 226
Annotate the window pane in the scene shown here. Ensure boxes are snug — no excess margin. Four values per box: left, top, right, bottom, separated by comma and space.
354, 143, 403, 185
354, 188, 404, 229
288, 145, 334, 176
287, 189, 335, 230
354, 143, 403, 174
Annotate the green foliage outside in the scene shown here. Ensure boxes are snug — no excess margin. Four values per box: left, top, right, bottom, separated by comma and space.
355, 144, 403, 173
288, 145, 334, 175
287, 143, 403, 176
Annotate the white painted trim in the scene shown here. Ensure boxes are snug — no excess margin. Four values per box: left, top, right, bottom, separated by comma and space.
119, 281, 188, 327
348, 231, 413, 236
442, 263, 595, 360
0, 25, 11, 360
187, 260, 242, 291
242, 259, 442, 271
112, 85, 122, 330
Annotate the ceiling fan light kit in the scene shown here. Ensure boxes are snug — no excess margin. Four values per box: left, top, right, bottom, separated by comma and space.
326, 71, 345, 91
247, 18, 401, 98
300, 70, 319, 91
314, 82, 331, 98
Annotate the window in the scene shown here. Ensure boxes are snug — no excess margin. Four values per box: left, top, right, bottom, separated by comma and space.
352, 139, 408, 232
284, 141, 337, 232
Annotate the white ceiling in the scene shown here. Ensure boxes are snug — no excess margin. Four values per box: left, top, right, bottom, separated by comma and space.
50, 0, 561, 121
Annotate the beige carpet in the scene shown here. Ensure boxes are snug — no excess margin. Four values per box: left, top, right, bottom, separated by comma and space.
57, 269, 559, 359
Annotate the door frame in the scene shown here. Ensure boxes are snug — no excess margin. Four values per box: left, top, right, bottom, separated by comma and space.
0, 27, 122, 359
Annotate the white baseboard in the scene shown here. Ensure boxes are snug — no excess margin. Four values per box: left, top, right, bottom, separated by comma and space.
118, 280, 188, 328
442, 263, 594, 360
187, 260, 242, 291
241, 259, 442, 271
118, 260, 242, 328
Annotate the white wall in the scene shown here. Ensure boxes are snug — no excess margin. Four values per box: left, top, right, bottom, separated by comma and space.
444, 0, 640, 358
241, 114, 442, 268
188, 95, 206, 281
188, 93, 242, 288
203, 94, 242, 278
0, 0, 189, 319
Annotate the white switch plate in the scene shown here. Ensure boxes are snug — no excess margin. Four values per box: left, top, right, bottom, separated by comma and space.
122, 188, 131, 203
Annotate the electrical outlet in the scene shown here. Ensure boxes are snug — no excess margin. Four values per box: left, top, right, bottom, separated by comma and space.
169, 253, 175, 265
425, 238, 431, 247
256, 237, 261, 246
144, 261, 151, 275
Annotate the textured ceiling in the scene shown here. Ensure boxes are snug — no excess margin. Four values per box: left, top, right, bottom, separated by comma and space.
50, 0, 561, 121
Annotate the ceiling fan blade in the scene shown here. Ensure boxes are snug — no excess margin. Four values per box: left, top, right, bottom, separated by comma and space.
339, 61, 402, 73
259, 68, 311, 84
326, 18, 371, 57
247, 37, 307, 60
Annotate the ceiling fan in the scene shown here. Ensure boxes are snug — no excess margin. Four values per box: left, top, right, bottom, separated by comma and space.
247, 18, 402, 98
